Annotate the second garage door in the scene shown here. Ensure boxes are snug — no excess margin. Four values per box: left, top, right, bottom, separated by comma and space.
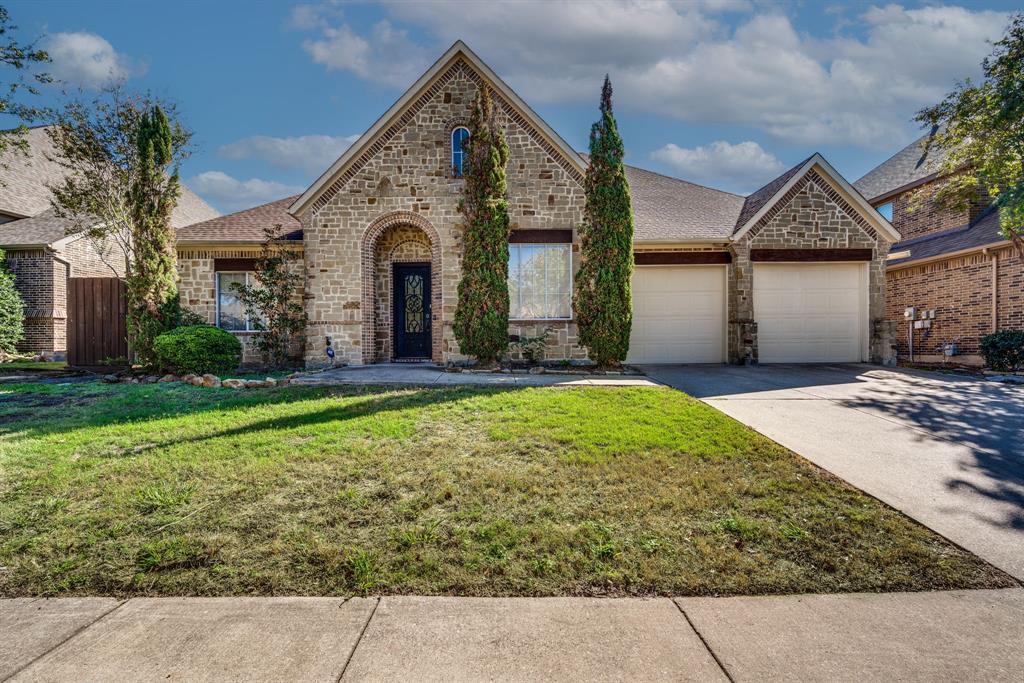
753, 263, 867, 363
627, 265, 726, 364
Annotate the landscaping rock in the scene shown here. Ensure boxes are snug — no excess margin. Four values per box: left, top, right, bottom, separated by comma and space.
201, 374, 221, 388
528, 366, 545, 375
143, 375, 159, 384
244, 379, 269, 388
222, 379, 246, 389
158, 374, 178, 383
278, 378, 291, 386
102, 374, 119, 384
181, 374, 196, 383
190, 376, 204, 386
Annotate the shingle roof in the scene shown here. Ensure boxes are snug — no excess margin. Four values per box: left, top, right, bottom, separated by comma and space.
734, 157, 811, 233
579, 155, 744, 242
0, 126, 69, 218
888, 206, 1009, 266
854, 127, 947, 202
176, 195, 302, 244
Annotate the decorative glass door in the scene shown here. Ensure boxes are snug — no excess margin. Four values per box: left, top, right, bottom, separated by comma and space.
393, 263, 431, 359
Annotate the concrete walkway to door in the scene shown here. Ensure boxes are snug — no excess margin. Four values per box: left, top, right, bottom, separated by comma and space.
644, 364, 1024, 581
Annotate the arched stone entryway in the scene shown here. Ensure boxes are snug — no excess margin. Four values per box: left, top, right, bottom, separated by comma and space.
361, 212, 443, 364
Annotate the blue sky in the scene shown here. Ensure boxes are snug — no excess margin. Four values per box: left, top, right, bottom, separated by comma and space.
9, 0, 1018, 213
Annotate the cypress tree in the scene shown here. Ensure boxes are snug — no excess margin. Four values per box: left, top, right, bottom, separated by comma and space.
453, 86, 511, 365
127, 105, 181, 365
0, 248, 25, 355
574, 76, 634, 367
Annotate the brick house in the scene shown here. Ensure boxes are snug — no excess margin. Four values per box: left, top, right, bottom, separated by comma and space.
854, 130, 1022, 365
0, 126, 219, 358
177, 41, 900, 368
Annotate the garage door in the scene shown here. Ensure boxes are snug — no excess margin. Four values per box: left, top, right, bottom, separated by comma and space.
753, 263, 866, 363
627, 265, 725, 364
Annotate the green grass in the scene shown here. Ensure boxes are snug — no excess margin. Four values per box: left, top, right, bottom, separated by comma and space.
0, 360, 67, 371
0, 381, 1012, 598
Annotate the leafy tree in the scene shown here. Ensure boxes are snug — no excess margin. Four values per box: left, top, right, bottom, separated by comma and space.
573, 76, 634, 367
47, 90, 191, 366
453, 85, 511, 365
0, 247, 24, 355
0, 6, 51, 159
231, 225, 307, 368
915, 13, 1024, 256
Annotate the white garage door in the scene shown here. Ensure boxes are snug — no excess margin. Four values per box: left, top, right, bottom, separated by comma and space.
627, 265, 726, 364
754, 263, 867, 363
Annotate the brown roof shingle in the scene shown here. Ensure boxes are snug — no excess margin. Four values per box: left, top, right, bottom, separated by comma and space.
176, 195, 301, 244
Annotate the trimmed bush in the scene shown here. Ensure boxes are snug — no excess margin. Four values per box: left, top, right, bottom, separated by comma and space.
0, 248, 25, 354
980, 330, 1024, 371
152, 325, 242, 375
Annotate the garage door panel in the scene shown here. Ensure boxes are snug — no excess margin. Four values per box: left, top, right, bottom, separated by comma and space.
627, 266, 725, 364
754, 263, 865, 363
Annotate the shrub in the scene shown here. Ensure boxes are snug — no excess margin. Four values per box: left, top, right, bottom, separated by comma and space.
510, 327, 552, 363
152, 325, 242, 375
0, 248, 25, 355
980, 330, 1024, 371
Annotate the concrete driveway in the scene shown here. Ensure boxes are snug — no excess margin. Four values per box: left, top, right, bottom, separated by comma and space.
644, 364, 1024, 581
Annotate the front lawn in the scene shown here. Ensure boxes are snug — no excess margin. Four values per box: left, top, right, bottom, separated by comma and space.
0, 381, 1012, 597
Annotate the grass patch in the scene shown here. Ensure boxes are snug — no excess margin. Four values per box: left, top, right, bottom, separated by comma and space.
0, 360, 68, 371
0, 380, 1012, 597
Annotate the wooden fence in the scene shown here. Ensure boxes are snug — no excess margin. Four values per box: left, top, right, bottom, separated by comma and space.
67, 277, 128, 368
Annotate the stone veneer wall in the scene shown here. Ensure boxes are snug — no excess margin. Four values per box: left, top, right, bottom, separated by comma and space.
177, 246, 276, 365
729, 169, 893, 365
886, 245, 1021, 364
373, 224, 433, 361
300, 58, 585, 366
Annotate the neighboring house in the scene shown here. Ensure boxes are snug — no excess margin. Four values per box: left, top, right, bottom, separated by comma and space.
854, 130, 1022, 365
176, 41, 899, 368
0, 126, 219, 358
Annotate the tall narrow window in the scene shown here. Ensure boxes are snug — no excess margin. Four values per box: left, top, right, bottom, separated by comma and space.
451, 126, 470, 177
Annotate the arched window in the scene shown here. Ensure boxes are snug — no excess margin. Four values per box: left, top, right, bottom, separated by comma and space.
451, 126, 470, 177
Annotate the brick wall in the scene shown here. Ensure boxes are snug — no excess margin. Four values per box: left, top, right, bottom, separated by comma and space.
59, 234, 125, 278
886, 246, 1021, 364
889, 177, 991, 242
730, 169, 892, 364
301, 57, 585, 366
5, 249, 66, 355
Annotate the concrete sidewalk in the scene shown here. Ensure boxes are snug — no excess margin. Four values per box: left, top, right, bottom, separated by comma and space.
4, 589, 1023, 681
291, 363, 660, 387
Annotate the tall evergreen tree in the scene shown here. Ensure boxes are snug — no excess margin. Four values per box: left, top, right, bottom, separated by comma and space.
574, 76, 634, 367
453, 85, 511, 365
0, 247, 25, 355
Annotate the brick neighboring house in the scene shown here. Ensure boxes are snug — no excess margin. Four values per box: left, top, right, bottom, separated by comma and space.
0, 126, 219, 358
177, 42, 900, 368
854, 130, 1022, 365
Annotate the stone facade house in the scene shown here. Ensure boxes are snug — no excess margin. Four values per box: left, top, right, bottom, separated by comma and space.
0, 126, 219, 358
177, 41, 900, 368
854, 130, 1022, 365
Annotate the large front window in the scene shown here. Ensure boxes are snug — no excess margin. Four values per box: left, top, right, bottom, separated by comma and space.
216, 272, 254, 331
508, 243, 572, 320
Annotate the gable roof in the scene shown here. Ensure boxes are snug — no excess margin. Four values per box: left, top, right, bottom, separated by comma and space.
289, 41, 587, 217
176, 195, 301, 245
853, 127, 947, 202
0, 126, 71, 218
888, 205, 1008, 267
732, 153, 901, 243
619, 162, 744, 242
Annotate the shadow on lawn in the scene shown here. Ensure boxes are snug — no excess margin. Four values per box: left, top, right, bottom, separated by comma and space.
0, 381, 525, 447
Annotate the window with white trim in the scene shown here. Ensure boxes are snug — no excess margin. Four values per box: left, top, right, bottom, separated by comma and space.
876, 201, 894, 221
216, 272, 255, 331
508, 243, 572, 320
451, 126, 469, 177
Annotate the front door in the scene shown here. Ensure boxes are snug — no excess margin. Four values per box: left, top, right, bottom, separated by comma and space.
393, 263, 431, 360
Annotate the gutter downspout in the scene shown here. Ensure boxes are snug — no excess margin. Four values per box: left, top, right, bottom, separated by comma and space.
985, 248, 997, 332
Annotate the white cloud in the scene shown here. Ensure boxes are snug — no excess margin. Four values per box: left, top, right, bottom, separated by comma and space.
186, 171, 304, 212
651, 140, 784, 193
294, 1, 1007, 148
302, 19, 429, 87
218, 134, 359, 175
42, 32, 142, 89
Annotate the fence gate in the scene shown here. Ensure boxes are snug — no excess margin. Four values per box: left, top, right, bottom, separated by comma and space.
67, 277, 128, 368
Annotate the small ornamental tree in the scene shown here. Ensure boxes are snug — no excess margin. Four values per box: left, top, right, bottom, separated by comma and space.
0, 247, 25, 355
573, 76, 634, 367
453, 85, 511, 365
914, 13, 1024, 257
48, 91, 190, 366
231, 225, 307, 368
